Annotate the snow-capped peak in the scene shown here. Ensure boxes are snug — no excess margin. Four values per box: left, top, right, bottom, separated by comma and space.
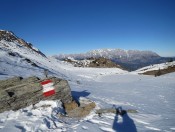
53, 48, 163, 70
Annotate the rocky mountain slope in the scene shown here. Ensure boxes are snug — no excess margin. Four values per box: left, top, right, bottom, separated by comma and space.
54, 49, 173, 71
63, 57, 124, 69
0, 30, 46, 57
0, 30, 67, 79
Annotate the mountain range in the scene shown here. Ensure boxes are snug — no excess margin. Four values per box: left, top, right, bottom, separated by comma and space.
53, 49, 173, 71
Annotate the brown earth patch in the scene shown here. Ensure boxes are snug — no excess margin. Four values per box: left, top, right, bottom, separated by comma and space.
142, 65, 175, 76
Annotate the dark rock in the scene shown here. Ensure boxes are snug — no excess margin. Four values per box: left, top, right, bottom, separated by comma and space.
0, 76, 72, 113
63, 57, 124, 69
8, 52, 16, 57
88, 57, 123, 68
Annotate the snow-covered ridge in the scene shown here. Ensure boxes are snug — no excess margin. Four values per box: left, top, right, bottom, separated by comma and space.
0, 30, 64, 79
54, 48, 160, 60
135, 61, 175, 73
0, 30, 45, 57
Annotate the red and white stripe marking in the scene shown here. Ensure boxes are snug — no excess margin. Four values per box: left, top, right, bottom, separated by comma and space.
40, 80, 55, 97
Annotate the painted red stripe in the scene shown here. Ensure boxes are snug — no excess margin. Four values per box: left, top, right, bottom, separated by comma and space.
43, 90, 55, 97
41, 80, 52, 85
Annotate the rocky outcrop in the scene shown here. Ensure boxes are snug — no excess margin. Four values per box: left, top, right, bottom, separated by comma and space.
63, 97, 96, 118
64, 57, 124, 69
142, 65, 175, 77
88, 57, 123, 68
66, 102, 96, 118
0, 30, 17, 42
0, 76, 72, 113
0, 30, 46, 57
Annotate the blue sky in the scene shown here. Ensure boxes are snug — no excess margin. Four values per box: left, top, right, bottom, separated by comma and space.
1, 0, 175, 56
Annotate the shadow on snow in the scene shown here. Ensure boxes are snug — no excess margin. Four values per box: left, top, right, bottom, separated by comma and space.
112, 111, 137, 132
71, 90, 91, 105
71, 90, 90, 99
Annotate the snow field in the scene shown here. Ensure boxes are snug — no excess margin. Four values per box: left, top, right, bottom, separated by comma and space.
1, 40, 175, 131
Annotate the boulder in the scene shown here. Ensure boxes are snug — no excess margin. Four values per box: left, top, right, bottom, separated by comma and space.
64, 97, 96, 118
64, 100, 78, 112
65, 102, 96, 118
0, 76, 72, 113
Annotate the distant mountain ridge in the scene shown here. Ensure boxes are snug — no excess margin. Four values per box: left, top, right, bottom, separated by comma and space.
54, 49, 159, 59
53, 49, 173, 71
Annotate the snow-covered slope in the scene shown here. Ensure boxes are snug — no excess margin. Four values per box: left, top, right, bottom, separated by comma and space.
0, 30, 45, 57
134, 61, 175, 74
0, 30, 175, 132
0, 30, 126, 80
0, 40, 66, 79
0, 71, 175, 132
0, 30, 74, 79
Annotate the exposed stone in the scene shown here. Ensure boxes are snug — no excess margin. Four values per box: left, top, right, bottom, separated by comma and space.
64, 97, 96, 118
142, 65, 175, 76
0, 76, 72, 113
63, 57, 124, 69
66, 102, 96, 118
0, 30, 46, 57
64, 100, 78, 112
0, 76, 23, 90
89, 57, 121, 68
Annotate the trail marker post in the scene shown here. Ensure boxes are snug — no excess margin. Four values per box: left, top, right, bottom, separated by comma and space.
44, 69, 48, 78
